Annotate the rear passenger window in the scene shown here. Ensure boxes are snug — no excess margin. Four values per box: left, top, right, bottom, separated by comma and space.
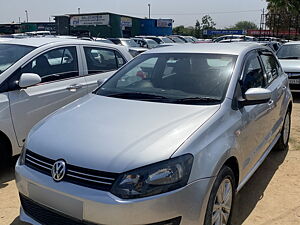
242, 53, 266, 92
260, 53, 280, 84
84, 47, 125, 75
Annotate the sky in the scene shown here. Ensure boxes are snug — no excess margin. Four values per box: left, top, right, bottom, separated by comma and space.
0, 0, 268, 28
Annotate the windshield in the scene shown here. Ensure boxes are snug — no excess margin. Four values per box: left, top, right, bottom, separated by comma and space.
183, 37, 195, 43
170, 37, 185, 43
0, 44, 35, 74
161, 37, 174, 43
146, 39, 158, 49
122, 40, 140, 48
95, 53, 237, 105
277, 44, 300, 59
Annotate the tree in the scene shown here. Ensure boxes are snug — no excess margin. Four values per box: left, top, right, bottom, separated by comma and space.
265, 0, 300, 32
172, 25, 194, 36
201, 15, 216, 30
266, 0, 300, 15
194, 20, 201, 38
229, 21, 258, 30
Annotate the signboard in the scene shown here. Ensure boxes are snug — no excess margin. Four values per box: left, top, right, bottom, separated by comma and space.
248, 29, 299, 36
157, 19, 173, 28
70, 14, 109, 26
203, 29, 246, 36
121, 17, 132, 28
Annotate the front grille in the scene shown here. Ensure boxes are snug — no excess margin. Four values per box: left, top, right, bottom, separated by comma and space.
25, 150, 119, 191
20, 194, 97, 225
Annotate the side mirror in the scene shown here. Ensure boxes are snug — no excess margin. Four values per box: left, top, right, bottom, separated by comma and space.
239, 88, 271, 106
19, 73, 42, 88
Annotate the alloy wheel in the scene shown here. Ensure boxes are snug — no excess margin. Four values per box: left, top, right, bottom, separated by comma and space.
211, 178, 233, 225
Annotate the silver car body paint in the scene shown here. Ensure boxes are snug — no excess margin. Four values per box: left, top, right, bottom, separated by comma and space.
16, 43, 293, 225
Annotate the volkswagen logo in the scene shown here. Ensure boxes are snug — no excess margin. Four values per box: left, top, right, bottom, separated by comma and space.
51, 160, 66, 182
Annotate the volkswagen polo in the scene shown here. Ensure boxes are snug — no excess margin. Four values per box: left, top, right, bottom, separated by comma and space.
16, 43, 292, 225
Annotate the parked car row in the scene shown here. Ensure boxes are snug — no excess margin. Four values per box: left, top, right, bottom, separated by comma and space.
0, 36, 296, 225
0, 37, 132, 166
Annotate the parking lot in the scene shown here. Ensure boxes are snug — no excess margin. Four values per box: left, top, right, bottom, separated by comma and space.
0, 93, 299, 225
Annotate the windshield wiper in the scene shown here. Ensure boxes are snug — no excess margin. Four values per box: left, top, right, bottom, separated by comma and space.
173, 97, 221, 104
107, 92, 169, 100
279, 56, 300, 60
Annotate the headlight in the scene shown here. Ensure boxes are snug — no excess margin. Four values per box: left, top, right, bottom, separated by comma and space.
111, 154, 193, 199
19, 146, 27, 165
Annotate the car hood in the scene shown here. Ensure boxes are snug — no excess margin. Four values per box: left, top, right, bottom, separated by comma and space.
27, 94, 220, 173
279, 59, 300, 73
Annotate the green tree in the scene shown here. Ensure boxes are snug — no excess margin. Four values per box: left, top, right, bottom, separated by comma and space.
172, 25, 194, 36
229, 21, 258, 30
194, 20, 201, 38
266, 0, 300, 15
201, 15, 216, 30
265, 0, 300, 31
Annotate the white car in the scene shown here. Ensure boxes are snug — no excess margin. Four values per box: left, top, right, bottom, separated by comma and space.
0, 37, 132, 165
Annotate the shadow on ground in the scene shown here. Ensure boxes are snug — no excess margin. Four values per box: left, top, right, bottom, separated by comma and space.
231, 148, 288, 225
0, 156, 18, 189
292, 93, 300, 103
10, 216, 29, 225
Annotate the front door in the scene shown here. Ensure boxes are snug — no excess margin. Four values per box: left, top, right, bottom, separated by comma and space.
8, 46, 87, 146
238, 51, 274, 176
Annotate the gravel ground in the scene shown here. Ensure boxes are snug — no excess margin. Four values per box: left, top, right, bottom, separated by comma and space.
1, 94, 300, 225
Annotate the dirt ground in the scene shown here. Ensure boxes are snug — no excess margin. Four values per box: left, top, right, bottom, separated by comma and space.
1, 94, 300, 225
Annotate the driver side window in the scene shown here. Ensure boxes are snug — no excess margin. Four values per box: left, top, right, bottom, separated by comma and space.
22, 47, 79, 83
242, 52, 266, 92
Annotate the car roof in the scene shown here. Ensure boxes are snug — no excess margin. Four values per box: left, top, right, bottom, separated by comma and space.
145, 43, 265, 55
282, 41, 300, 45
0, 37, 115, 48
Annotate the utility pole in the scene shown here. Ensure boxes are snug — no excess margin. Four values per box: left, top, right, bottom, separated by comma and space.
25, 10, 28, 23
148, 4, 151, 19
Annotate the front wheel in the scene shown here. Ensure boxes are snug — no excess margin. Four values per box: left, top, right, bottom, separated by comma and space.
204, 166, 236, 225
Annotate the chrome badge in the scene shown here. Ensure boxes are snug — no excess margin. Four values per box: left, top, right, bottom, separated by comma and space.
51, 160, 66, 182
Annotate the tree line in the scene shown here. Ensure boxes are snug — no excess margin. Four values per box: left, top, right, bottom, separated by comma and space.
173, 15, 258, 38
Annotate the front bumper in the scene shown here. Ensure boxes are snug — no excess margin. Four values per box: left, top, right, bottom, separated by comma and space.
16, 162, 213, 225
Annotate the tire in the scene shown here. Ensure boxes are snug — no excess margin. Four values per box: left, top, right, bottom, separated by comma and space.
275, 110, 291, 151
204, 166, 236, 225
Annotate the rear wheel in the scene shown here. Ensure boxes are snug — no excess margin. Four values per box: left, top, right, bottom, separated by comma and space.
204, 166, 236, 225
276, 110, 291, 151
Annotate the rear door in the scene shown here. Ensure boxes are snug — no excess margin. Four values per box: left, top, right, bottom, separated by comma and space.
8, 45, 88, 146
81, 46, 127, 92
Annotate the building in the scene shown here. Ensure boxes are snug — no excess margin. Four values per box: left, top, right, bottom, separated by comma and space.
20, 22, 55, 33
0, 23, 21, 34
54, 12, 173, 38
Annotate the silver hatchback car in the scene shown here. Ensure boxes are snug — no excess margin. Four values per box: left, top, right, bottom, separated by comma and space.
16, 43, 292, 225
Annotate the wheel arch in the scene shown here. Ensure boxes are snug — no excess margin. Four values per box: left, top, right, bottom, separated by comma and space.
223, 156, 240, 188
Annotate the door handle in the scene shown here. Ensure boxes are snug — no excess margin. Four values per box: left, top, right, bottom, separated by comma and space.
66, 84, 83, 92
